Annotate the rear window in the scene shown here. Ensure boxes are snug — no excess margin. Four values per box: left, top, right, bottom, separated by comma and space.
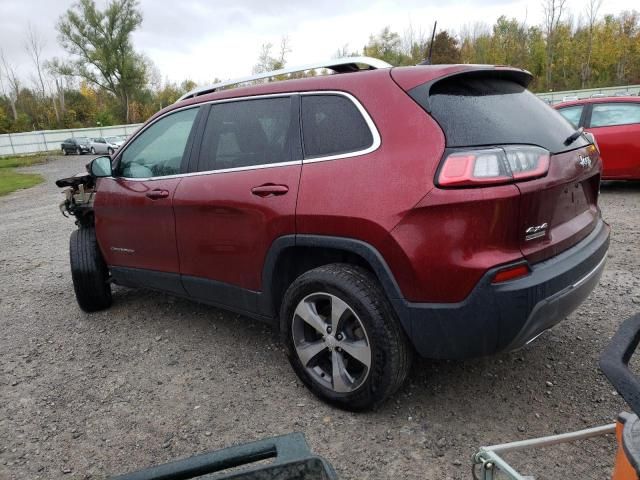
301, 94, 373, 158
416, 75, 588, 154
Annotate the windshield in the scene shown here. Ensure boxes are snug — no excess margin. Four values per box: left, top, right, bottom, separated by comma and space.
105, 137, 119, 143
76, 137, 89, 145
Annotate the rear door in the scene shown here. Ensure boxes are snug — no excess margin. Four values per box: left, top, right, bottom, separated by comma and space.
585, 102, 640, 179
409, 70, 601, 264
94, 106, 200, 291
173, 95, 301, 312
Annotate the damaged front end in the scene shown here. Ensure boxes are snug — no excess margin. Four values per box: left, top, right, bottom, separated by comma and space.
56, 173, 96, 227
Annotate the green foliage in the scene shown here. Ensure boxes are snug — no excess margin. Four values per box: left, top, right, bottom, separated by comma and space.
363, 27, 410, 65
57, 0, 146, 122
0, 155, 48, 169
0, 170, 44, 196
0, 155, 46, 196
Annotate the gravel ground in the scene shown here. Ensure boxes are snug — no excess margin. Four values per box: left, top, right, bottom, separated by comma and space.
0, 155, 638, 480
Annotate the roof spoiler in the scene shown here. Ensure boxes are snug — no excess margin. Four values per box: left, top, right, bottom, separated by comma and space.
408, 67, 534, 113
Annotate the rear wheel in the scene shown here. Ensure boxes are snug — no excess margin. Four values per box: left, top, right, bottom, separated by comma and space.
69, 227, 112, 312
75, 146, 81, 155
62, 147, 67, 156
281, 264, 412, 410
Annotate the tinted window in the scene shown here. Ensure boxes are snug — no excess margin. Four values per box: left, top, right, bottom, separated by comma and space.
301, 95, 373, 158
119, 107, 199, 178
419, 75, 588, 154
198, 97, 293, 171
557, 105, 584, 127
590, 103, 640, 127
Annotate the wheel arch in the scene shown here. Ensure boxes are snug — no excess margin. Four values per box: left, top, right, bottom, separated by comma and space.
260, 235, 404, 326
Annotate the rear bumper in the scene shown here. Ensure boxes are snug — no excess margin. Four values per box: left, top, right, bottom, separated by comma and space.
392, 218, 610, 359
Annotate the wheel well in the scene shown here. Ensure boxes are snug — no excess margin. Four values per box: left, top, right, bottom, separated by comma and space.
270, 246, 376, 315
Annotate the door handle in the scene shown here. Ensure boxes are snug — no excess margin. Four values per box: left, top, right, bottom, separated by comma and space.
251, 184, 289, 197
146, 189, 170, 200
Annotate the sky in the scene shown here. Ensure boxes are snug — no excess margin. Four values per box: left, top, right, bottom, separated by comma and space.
0, 0, 634, 88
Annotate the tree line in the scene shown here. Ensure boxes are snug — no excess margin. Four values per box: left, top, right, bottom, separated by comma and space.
0, 0, 638, 134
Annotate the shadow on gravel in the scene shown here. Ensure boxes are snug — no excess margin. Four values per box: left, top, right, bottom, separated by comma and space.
600, 180, 640, 191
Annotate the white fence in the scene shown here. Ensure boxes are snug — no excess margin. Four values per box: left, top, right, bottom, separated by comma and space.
0, 124, 143, 157
537, 84, 640, 104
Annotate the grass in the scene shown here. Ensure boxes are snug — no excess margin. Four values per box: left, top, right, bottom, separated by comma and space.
0, 155, 47, 196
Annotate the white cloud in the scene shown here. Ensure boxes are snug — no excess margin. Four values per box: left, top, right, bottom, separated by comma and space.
0, 0, 634, 86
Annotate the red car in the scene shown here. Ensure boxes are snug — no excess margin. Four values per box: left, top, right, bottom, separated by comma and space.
58, 58, 609, 410
555, 97, 640, 180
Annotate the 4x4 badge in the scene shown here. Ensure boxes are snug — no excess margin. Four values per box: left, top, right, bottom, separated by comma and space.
525, 223, 548, 241
578, 155, 592, 169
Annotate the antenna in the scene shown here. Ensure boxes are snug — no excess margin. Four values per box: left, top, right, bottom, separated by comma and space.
419, 20, 438, 65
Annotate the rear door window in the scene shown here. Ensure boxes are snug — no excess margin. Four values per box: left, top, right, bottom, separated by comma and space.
557, 105, 584, 128
301, 94, 373, 158
197, 96, 295, 172
414, 73, 588, 154
589, 103, 640, 127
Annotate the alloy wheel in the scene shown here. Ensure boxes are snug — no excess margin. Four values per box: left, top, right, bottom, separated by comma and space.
291, 292, 372, 393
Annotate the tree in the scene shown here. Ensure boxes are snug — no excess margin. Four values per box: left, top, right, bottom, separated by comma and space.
581, 0, 602, 87
25, 25, 47, 99
45, 57, 75, 125
363, 27, 408, 65
252, 36, 291, 74
430, 31, 461, 64
0, 49, 20, 121
57, 0, 147, 123
542, 0, 568, 89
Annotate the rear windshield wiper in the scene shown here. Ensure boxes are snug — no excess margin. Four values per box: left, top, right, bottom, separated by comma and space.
564, 127, 584, 146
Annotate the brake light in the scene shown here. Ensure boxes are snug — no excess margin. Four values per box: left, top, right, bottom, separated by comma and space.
438, 146, 550, 187
492, 264, 530, 283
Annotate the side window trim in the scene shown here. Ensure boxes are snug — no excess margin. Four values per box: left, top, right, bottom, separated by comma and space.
300, 91, 381, 164
112, 105, 201, 179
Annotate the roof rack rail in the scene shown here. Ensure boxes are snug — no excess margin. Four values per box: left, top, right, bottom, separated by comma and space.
176, 56, 392, 102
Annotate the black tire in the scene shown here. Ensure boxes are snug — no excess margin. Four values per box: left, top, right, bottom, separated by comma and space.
62, 147, 67, 156
75, 146, 81, 155
107, 147, 114, 155
281, 263, 412, 411
90, 147, 95, 154
69, 227, 112, 312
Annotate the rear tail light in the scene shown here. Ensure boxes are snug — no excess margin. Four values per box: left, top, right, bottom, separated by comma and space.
438, 145, 550, 187
492, 264, 530, 283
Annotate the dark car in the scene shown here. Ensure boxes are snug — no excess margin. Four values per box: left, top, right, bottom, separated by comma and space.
57, 57, 609, 410
555, 97, 640, 180
61, 137, 91, 155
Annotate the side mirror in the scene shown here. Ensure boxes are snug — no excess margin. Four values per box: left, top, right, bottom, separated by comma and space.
88, 156, 113, 178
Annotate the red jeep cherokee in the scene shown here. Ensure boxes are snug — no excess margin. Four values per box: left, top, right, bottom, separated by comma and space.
58, 58, 610, 410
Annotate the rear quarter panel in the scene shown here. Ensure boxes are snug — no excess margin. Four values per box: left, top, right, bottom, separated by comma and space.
295, 74, 446, 295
